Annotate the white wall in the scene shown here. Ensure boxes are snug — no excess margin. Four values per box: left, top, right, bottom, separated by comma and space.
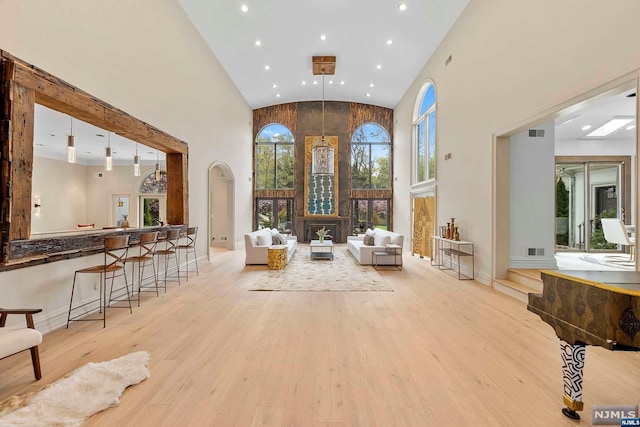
509, 123, 557, 268
0, 0, 252, 329
31, 156, 88, 233
556, 138, 635, 156
394, 0, 640, 283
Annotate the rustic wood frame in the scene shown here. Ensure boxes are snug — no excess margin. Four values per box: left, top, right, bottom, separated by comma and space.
0, 50, 189, 266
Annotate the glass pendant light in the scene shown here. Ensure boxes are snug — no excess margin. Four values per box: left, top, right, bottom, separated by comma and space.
133, 143, 140, 176
155, 151, 161, 182
67, 116, 76, 163
105, 132, 113, 171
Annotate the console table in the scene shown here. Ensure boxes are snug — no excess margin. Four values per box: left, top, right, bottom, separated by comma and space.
430, 236, 474, 280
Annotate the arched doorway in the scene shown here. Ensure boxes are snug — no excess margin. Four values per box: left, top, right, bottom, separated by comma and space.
208, 161, 235, 254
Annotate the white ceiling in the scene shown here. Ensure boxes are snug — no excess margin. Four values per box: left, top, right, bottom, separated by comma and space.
177, 0, 470, 109
31, 2, 636, 163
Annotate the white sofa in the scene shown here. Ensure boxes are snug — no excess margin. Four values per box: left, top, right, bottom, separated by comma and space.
244, 228, 298, 265
347, 228, 404, 265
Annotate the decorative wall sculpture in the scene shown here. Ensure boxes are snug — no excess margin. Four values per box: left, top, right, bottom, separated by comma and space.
304, 136, 338, 216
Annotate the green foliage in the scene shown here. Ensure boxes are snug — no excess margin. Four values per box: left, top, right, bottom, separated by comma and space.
556, 177, 569, 217
590, 208, 618, 249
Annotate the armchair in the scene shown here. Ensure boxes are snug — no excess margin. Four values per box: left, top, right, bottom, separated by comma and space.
0, 308, 43, 380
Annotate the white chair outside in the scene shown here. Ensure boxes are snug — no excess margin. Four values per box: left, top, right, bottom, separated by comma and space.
600, 218, 635, 262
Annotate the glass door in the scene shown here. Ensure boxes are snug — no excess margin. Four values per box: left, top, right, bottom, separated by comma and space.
140, 195, 166, 227
556, 160, 626, 252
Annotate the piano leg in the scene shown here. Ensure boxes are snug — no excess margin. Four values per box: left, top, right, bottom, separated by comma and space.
560, 340, 585, 420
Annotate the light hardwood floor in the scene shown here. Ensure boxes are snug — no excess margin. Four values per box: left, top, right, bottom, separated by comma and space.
1, 247, 639, 426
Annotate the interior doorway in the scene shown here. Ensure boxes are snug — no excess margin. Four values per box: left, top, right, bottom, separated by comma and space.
208, 162, 235, 252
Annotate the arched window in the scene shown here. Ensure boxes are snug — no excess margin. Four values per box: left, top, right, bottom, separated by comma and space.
255, 123, 295, 189
351, 123, 391, 189
414, 82, 436, 183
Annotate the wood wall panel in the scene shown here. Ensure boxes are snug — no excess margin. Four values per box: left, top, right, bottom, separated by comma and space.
166, 153, 188, 225
253, 103, 298, 137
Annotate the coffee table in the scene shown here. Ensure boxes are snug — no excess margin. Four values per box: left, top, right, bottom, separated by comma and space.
310, 240, 334, 260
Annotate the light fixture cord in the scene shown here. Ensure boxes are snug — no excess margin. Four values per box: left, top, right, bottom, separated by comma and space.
322, 73, 325, 139
70, 116, 73, 135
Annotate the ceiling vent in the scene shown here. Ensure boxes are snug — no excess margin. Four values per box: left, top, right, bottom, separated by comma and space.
529, 129, 545, 138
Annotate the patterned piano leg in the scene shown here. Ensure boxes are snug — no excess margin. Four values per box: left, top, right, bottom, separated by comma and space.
560, 339, 585, 419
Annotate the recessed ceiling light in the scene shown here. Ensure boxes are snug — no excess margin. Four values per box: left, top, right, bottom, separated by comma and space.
369, 83, 374, 87
276, 94, 280, 98
320, 34, 327, 41
313, 80, 318, 85
366, 93, 371, 97
272, 84, 277, 88
385, 39, 393, 46
627, 124, 636, 130
398, 3, 407, 11
376, 64, 382, 70
586, 118, 634, 137
581, 125, 592, 131
340, 81, 345, 85
329, 80, 334, 84
302, 81, 306, 85
254, 40, 262, 46
264, 65, 270, 70
241, 4, 249, 12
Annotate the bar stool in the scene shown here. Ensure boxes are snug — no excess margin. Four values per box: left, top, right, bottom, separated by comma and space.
126, 231, 159, 306
177, 226, 199, 281
67, 235, 132, 328
153, 228, 181, 290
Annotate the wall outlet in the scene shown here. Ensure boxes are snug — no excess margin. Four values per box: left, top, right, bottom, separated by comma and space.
221, 236, 227, 240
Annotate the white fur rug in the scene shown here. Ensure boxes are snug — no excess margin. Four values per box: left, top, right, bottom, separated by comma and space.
0, 351, 150, 426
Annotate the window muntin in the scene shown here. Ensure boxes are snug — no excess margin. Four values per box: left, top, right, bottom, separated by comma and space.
351, 123, 391, 189
414, 83, 436, 183
255, 124, 294, 189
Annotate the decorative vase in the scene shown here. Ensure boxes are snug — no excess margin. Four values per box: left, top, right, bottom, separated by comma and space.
450, 218, 455, 240
454, 227, 460, 241
319, 235, 324, 243
445, 223, 451, 239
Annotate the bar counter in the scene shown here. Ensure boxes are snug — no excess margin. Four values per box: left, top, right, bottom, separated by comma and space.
1, 225, 186, 272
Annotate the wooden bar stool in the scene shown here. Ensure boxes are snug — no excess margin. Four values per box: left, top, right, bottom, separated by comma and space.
67, 235, 132, 328
153, 228, 181, 290
126, 231, 159, 306
177, 226, 199, 281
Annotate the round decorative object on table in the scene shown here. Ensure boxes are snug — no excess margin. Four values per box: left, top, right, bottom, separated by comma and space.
268, 245, 288, 270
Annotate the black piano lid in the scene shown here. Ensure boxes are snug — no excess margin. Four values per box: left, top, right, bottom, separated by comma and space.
540, 270, 640, 296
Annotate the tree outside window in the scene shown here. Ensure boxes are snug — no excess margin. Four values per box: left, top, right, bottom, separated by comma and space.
255, 124, 294, 189
351, 123, 390, 189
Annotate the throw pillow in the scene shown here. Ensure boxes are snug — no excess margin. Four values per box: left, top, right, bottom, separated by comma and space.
363, 235, 375, 246
256, 233, 272, 246
374, 234, 391, 246
270, 228, 279, 236
365, 228, 375, 237
272, 233, 285, 245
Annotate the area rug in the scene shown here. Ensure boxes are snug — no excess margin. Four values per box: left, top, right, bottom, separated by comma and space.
579, 254, 635, 270
250, 244, 393, 291
0, 351, 150, 426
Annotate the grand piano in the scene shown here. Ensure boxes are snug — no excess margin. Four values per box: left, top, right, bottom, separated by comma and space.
528, 270, 640, 420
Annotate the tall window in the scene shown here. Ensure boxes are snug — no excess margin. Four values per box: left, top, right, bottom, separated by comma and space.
256, 198, 293, 232
414, 83, 436, 183
351, 123, 391, 189
352, 199, 389, 233
255, 124, 294, 189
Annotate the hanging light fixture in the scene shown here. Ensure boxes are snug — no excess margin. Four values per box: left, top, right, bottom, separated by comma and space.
133, 143, 140, 176
105, 132, 113, 171
155, 151, 161, 182
312, 72, 334, 175
67, 116, 76, 163
117, 197, 124, 207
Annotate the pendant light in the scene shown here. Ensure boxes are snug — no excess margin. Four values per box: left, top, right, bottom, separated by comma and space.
155, 151, 161, 182
117, 197, 124, 207
133, 143, 140, 176
311, 72, 334, 175
105, 132, 113, 171
67, 116, 76, 163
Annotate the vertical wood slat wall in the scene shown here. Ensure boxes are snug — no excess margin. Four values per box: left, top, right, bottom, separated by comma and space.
0, 50, 189, 264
